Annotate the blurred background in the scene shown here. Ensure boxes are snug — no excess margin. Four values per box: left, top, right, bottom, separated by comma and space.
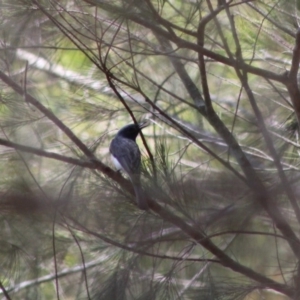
0, 0, 299, 299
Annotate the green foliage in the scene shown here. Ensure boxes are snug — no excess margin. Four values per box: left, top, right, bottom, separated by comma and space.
0, 0, 299, 299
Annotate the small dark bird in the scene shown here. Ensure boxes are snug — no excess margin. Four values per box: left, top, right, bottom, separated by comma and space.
109, 122, 149, 210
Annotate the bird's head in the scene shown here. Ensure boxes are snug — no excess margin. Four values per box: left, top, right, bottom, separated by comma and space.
117, 121, 149, 140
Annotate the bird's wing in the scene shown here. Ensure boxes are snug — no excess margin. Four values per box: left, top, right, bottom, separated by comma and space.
110, 137, 141, 176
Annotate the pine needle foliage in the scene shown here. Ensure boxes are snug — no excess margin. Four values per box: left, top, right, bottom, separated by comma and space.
0, 0, 300, 299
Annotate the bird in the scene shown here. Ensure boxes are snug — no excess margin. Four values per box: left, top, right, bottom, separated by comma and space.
109, 121, 149, 210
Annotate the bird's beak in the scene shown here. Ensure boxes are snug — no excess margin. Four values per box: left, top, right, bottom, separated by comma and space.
139, 120, 150, 129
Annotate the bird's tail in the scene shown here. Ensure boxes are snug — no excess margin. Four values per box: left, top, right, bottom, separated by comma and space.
133, 184, 148, 210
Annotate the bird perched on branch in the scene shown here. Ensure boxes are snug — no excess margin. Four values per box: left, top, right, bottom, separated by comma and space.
109, 121, 149, 210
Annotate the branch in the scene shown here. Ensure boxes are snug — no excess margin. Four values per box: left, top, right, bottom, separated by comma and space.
68, 204, 293, 297
221, 11, 300, 259
149, 198, 294, 297
0, 138, 97, 169
12, 48, 144, 104
82, 0, 286, 83
0, 281, 12, 300
3, 257, 107, 294
68, 218, 221, 263
3, 134, 289, 295
286, 28, 300, 127
0, 70, 97, 161
0, 137, 135, 195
